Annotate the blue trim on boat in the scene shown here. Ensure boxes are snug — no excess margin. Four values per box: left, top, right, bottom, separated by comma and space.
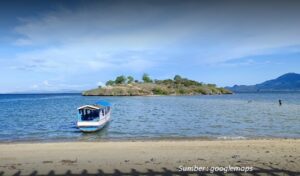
78, 126, 102, 132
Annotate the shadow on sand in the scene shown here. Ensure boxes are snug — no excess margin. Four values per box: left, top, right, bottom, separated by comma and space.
1, 167, 299, 176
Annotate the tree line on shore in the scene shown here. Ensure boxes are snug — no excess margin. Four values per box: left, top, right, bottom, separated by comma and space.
104, 73, 218, 88
105, 73, 153, 86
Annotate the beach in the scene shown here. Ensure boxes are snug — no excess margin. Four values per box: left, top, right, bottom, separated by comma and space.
0, 139, 299, 175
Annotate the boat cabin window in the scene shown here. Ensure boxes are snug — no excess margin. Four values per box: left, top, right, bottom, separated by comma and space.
99, 107, 110, 116
100, 107, 110, 116
79, 109, 99, 121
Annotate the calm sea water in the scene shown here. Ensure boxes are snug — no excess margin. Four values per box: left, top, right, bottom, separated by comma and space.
0, 93, 299, 142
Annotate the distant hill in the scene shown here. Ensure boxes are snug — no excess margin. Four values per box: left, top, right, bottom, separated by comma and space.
82, 75, 232, 96
227, 73, 300, 92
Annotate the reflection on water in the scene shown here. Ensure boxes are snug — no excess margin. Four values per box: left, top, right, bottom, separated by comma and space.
0, 93, 299, 142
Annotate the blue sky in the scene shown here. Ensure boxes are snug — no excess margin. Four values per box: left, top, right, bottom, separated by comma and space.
1, 0, 300, 93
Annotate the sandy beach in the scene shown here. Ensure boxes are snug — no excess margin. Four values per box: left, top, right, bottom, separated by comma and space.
0, 139, 299, 175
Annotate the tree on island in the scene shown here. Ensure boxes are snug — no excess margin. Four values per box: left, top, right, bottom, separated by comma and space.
174, 75, 182, 81
174, 75, 183, 84
115, 75, 127, 84
127, 76, 134, 84
106, 80, 115, 86
142, 73, 153, 83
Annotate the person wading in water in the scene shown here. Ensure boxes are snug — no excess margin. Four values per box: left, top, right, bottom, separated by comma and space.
279, 99, 282, 106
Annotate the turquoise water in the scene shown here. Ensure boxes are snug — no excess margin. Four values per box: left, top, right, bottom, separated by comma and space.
0, 93, 299, 142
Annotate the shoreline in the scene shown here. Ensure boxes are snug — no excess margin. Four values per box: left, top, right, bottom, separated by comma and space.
0, 136, 299, 145
81, 93, 233, 97
0, 139, 299, 175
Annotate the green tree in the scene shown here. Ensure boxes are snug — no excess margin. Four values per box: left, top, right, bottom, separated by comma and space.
142, 73, 153, 83
115, 75, 127, 84
105, 80, 115, 86
174, 75, 182, 81
127, 76, 134, 84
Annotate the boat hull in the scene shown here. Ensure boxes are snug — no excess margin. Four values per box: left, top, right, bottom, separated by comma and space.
78, 125, 106, 132
77, 113, 111, 132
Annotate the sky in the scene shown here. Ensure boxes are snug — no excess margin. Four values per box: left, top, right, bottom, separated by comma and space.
1, 0, 300, 93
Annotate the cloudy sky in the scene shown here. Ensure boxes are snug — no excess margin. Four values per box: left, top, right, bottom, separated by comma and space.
1, 0, 300, 93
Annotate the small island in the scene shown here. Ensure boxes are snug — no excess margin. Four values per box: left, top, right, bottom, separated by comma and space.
82, 74, 232, 96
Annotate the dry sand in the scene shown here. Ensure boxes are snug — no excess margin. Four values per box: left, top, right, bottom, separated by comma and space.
0, 139, 299, 175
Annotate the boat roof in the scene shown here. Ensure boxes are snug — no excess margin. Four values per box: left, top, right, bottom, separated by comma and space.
77, 101, 111, 110
95, 100, 111, 107
77, 105, 101, 110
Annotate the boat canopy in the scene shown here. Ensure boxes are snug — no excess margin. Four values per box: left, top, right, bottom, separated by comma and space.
77, 101, 111, 110
77, 105, 101, 110
95, 101, 111, 107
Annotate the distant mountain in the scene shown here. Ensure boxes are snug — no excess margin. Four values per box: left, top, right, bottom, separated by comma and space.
227, 73, 300, 92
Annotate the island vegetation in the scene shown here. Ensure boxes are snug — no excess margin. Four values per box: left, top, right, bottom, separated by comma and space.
82, 74, 232, 96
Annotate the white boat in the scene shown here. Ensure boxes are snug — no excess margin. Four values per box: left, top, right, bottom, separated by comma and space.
77, 101, 111, 132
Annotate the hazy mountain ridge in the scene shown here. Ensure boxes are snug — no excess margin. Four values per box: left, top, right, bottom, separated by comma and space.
227, 73, 300, 92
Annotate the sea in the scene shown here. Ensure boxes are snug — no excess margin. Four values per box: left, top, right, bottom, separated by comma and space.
0, 93, 299, 142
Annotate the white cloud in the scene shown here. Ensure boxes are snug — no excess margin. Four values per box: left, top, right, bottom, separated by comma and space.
5, 0, 300, 87
43, 80, 50, 86
31, 84, 39, 89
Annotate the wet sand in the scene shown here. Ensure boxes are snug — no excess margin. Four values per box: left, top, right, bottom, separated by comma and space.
0, 139, 299, 175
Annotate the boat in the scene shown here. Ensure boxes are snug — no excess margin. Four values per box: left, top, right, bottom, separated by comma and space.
77, 101, 111, 132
